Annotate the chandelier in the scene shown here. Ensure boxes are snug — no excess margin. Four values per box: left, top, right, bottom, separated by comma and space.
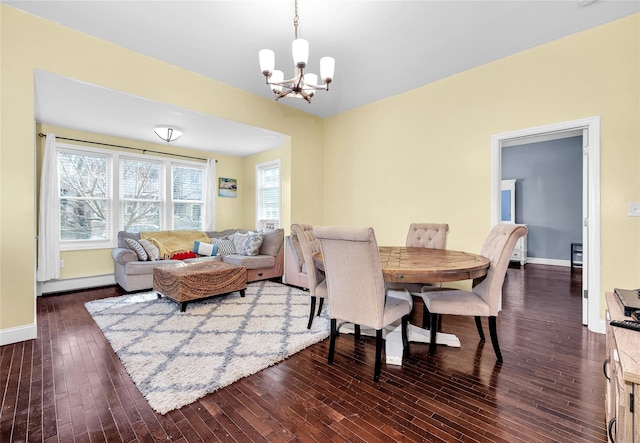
258, 0, 335, 103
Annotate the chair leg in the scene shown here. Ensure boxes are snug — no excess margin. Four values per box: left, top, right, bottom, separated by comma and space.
474, 316, 485, 342
307, 296, 317, 329
422, 304, 431, 329
488, 316, 503, 363
354, 324, 361, 341
328, 319, 337, 365
401, 315, 410, 358
374, 329, 383, 382
317, 297, 324, 316
428, 313, 438, 356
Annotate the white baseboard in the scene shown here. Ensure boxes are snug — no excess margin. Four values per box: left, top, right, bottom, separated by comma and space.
0, 323, 37, 346
37, 274, 116, 296
524, 257, 572, 267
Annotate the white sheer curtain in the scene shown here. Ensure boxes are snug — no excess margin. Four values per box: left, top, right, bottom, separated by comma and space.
36, 133, 61, 281
203, 158, 217, 231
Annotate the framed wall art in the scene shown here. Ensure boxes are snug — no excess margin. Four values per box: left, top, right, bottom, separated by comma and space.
218, 177, 237, 198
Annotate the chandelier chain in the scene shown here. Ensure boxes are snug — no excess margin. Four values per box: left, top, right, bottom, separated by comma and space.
293, 0, 299, 39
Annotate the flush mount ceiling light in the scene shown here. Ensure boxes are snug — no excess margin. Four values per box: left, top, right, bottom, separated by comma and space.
258, 0, 335, 103
154, 126, 183, 143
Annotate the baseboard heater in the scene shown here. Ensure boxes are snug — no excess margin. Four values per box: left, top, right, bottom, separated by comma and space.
37, 274, 116, 296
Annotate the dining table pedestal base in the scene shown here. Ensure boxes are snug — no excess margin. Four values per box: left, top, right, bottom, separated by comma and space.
337, 323, 461, 366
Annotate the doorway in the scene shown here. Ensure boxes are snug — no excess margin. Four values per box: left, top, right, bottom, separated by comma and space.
491, 117, 603, 334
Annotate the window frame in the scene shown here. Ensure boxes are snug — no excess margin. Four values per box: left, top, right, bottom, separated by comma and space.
55, 142, 206, 251
255, 159, 281, 230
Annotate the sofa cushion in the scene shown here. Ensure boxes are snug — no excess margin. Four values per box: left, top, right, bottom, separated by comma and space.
260, 229, 284, 257
139, 239, 161, 261
212, 237, 236, 256
223, 254, 276, 269
125, 238, 148, 261
124, 260, 180, 276
183, 256, 222, 264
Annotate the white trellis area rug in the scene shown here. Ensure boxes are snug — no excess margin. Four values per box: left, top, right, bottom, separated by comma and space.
85, 280, 330, 414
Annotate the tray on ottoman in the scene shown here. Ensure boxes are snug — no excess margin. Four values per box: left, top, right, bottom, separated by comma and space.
153, 261, 247, 311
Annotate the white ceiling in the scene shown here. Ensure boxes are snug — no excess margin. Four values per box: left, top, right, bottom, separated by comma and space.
6, 0, 640, 156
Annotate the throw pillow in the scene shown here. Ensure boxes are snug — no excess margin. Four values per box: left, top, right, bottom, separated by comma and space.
193, 240, 218, 256
231, 232, 249, 254
242, 233, 264, 256
231, 232, 264, 256
124, 238, 148, 261
139, 239, 160, 261
171, 251, 197, 260
211, 237, 236, 256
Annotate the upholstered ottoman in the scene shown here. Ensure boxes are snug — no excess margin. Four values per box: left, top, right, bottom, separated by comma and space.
153, 261, 247, 311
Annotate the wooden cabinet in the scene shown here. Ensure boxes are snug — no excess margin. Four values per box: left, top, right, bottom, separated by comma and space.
509, 224, 527, 266
605, 292, 640, 442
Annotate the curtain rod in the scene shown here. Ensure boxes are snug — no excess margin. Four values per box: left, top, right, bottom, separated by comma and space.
37, 133, 217, 163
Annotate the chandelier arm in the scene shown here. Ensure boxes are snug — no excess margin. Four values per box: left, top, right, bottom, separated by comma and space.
266, 74, 302, 86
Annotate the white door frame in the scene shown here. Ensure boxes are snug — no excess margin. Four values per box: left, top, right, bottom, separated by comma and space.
491, 116, 603, 334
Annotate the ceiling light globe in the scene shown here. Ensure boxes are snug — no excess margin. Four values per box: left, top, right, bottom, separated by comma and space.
303, 73, 318, 89
154, 127, 182, 143
292, 39, 309, 68
270, 70, 284, 93
320, 57, 335, 83
259, 49, 275, 75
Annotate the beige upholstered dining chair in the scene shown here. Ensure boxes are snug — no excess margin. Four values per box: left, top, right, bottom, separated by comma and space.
391, 223, 449, 327
421, 224, 527, 362
290, 223, 327, 329
313, 225, 413, 382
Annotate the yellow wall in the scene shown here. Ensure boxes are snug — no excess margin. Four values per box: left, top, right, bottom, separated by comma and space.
324, 14, 640, 304
0, 5, 324, 334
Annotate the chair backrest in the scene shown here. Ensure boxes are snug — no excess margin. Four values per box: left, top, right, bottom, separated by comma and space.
406, 223, 449, 249
291, 223, 325, 293
473, 224, 528, 315
313, 226, 387, 330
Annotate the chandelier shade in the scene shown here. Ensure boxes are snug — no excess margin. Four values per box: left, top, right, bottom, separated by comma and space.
258, 0, 334, 103
154, 127, 183, 143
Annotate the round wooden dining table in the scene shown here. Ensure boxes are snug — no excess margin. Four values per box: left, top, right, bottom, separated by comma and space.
313, 246, 490, 365
313, 246, 489, 284
376, 246, 489, 284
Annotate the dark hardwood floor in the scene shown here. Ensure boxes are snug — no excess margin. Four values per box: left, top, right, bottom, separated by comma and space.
1, 264, 606, 442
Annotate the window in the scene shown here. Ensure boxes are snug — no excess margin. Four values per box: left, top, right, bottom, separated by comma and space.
172, 165, 204, 230
58, 149, 111, 243
256, 160, 280, 230
56, 143, 207, 250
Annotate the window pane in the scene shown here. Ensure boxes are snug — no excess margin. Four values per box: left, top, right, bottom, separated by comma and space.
122, 201, 161, 232
173, 203, 202, 230
59, 152, 108, 198
121, 159, 160, 200
173, 166, 203, 201
60, 199, 108, 240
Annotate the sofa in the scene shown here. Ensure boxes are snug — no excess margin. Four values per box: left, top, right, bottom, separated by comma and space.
283, 233, 310, 289
112, 228, 284, 292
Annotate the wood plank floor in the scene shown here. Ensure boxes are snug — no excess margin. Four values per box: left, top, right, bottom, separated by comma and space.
1, 264, 606, 442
